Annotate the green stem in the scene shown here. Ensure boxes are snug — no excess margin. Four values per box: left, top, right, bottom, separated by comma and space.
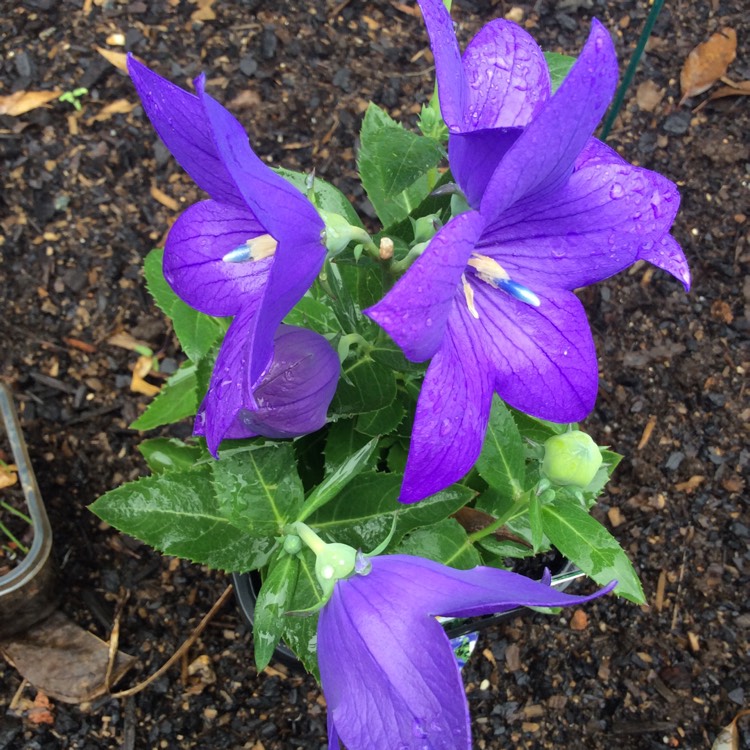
289, 522, 326, 556
599, 0, 666, 140
467, 494, 529, 545
1, 500, 32, 526
0, 518, 29, 556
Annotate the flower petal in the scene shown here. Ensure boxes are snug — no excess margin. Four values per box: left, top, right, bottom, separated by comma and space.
638, 233, 691, 291
372, 555, 616, 619
127, 56, 243, 206
480, 19, 618, 222
415, 0, 467, 130
365, 211, 485, 362
448, 127, 521, 209
467, 281, 598, 422
461, 19, 550, 130
479, 148, 681, 290
194, 308, 256, 455
164, 199, 270, 317
400, 314, 494, 503
318, 563, 471, 750
195, 78, 326, 386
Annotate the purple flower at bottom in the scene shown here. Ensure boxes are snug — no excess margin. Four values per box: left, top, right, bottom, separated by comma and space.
128, 57, 326, 454
365, 9, 690, 502
318, 554, 615, 749
195, 325, 339, 441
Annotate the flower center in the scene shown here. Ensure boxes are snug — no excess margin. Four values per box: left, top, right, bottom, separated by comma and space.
222, 233, 278, 263
462, 253, 540, 317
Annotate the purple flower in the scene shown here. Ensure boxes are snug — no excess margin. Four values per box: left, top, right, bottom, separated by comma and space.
195, 325, 339, 440
128, 57, 327, 454
365, 8, 690, 502
318, 554, 615, 749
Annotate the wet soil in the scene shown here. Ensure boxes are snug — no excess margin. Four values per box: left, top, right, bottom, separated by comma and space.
1, 0, 748, 748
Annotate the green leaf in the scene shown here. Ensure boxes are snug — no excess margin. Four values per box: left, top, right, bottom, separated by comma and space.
138, 437, 203, 474
89, 469, 266, 571
477, 535, 535, 564
528, 491, 543, 552
331, 353, 397, 417
211, 443, 305, 538
143, 248, 178, 316
170, 303, 224, 362
254, 552, 300, 671
324, 419, 374, 471
358, 103, 444, 227
276, 167, 362, 228
394, 518, 480, 569
544, 52, 577, 94
281, 548, 322, 677
130, 361, 198, 431
510, 407, 569, 444
298, 438, 379, 521
283, 293, 339, 336
476, 397, 526, 501
541, 499, 645, 603
307, 472, 475, 552
356, 399, 405, 437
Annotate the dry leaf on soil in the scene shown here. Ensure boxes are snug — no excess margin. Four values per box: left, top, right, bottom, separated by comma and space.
680, 27, 737, 104
0, 464, 18, 490
635, 80, 666, 112
0, 90, 62, 117
95, 46, 128, 72
87, 99, 136, 123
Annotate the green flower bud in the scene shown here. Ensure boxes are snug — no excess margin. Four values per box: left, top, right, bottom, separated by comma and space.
412, 214, 442, 244
542, 431, 603, 489
283, 534, 303, 555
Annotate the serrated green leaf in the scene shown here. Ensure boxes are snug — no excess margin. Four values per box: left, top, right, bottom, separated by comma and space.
298, 438, 379, 522
358, 103, 444, 227
281, 548, 322, 678
254, 552, 300, 671
356, 399, 405, 436
307, 473, 475, 551
477, 535, 535, 564
89, 469, 266, 571
130, 361, 198, 431
143, 248, 179, 316
477, 397, 526, 501
211, 444, 305, 539
394, 518, 480, 569
510, 407, 569, 444
138, 437, 203, 474
544, 52, 577, 94
541, 499, 645, 603
170, 303, 224, 362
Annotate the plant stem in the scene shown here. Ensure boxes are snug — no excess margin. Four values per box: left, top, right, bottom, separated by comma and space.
599, 0, 666, 140
1, 500, 32, 526
466, 494, 529, 546
0, 518, 29, 555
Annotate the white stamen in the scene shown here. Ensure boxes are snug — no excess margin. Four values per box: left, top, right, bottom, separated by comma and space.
222, 233, 278, 263
462, 273, 480, 319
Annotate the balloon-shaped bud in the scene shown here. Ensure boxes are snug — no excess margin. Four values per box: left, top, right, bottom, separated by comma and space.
315, 543, 358, 590
542, 431, 603, 489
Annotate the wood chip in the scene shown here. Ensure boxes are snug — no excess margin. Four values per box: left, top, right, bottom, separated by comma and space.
674, 475, 705, 493
607, 506, 625, 528
636, 80, 666, 112
505, 642, 521, 672
150, 184, 180, 212
88, 99, 136, 123
637, 414, 657, 450
687, 631, 700, 653
655, 569, 667, 612
570, 609, 588, 631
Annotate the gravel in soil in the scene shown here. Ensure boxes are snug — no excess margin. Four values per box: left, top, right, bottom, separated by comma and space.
1, 0, 748, 748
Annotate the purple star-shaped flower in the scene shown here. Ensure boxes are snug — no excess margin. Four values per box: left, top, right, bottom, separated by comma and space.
366, 7, 690, 502
318, 554, 615, 749
128, 57, 327, 454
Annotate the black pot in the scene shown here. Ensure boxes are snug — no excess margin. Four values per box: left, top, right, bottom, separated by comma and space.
232, 553, 582, 670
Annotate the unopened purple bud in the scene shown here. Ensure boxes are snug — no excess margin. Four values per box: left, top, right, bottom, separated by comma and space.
234, 325, 339, 439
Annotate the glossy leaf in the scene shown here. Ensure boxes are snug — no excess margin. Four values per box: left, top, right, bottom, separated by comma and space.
544, 52, 577, 94
130, 360, 198, 431
541, 499, 645, 603
138, 437, 203, 474
394, 518, 480, 569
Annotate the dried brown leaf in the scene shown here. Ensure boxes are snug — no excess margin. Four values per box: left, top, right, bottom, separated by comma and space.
680, 28, 737, 104
0, 463, 18, 490
0, 90, 62, 117
711, 709, 750, 750
95, 46, 128, 72
131, 356, 160, 397
88, 99, 136, 123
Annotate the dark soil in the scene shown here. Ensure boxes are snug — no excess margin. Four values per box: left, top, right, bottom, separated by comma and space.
1, 0, 748, 748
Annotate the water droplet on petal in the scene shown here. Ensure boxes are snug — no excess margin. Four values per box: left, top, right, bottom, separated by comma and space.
609, 183, 624, 199
440, 418, 452, 437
